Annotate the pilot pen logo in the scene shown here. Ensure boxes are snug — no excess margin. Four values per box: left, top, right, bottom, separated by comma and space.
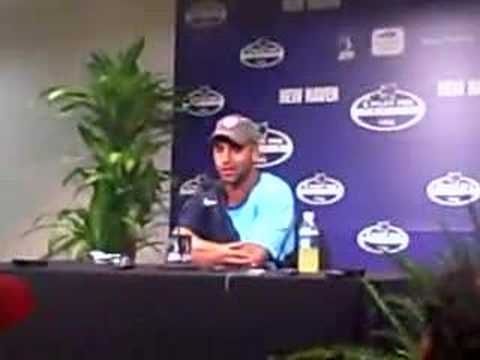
338, 35, 356, 61
426, 172, 480, 207
179, 175, 204, 196
240, 38, 286, 69
357, 221, 410, 255
185, 0, 227, 29
350, 83, 426, 132
371, 27, 405, 57
185, 86, 225, 117
255, 127, 294, 168
296, 172, 345, 206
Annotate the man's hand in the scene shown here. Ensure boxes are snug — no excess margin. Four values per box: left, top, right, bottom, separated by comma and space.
176, 227, 268, 267
191, 239, 267, 267
225, 242, 268, 267
191, 241, 251, 267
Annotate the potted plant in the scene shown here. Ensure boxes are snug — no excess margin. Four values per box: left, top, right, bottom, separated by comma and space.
30, 38, 178, 259
282, 206, 480, 360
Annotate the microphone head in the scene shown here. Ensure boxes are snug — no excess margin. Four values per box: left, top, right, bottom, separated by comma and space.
198, 174, 223, 193
0, 274, 35, 331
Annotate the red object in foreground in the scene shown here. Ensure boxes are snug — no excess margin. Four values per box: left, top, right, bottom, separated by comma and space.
0, 274, 35, 332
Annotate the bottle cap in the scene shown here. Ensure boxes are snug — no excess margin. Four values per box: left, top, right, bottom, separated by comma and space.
302, 211, 315, 223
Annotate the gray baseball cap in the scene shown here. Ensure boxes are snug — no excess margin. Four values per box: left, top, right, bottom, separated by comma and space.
210, 114, 262, 146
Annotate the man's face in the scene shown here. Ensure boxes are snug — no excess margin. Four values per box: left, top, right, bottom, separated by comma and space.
212, 138, 258, 186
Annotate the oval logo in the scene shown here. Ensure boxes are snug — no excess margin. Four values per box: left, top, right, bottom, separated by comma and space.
350, 84, 426, 132
179, 175, 204, 196
296, 172, 346, 206
240, 38, 286, 69
255, 128, 293, 168
185, 0, 227, 29
426, 172, 480, 207
357, 221, 410, 255
185, 86, 225, 117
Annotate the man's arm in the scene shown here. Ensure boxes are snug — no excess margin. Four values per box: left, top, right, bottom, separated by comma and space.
239, 179, 295, 263
176, 227, 261, 267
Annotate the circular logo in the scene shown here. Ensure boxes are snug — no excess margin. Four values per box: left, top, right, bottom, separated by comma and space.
350, 84, 426, 132
185, 86, 225, 117
185, 0, 227, 29
240, 38, 286, 69
357, 221, 410, 255
426, 172, 480, 207
255, 128, 294, 168
296, 172, 346, 206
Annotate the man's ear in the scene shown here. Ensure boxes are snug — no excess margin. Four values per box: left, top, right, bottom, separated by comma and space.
251, 143, 260, 162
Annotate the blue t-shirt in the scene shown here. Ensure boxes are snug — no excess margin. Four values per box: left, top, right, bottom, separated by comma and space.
177, 172, 295, 263
227, 172, 295, 262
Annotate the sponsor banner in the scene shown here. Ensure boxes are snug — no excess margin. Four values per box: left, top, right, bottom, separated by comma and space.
426, 172, 480, 207
307, 0, 341, 11
437, 79, 480, 97
350, 84, 426, 132
278, 88, 303, 105
468, 80, 480, 96
185, 86, 225, 117
240, 38, 286, 69
256, 127, 294, 168
282, 0, 305, 12
437, 80, 465, 97
296, 172, 345, 206
278, 86, 340, 105
305, 86, 340, 103
421, 33, 476, 47
371, 27, 405, 57
184, 0, 227, 29
357, 221, 410, 255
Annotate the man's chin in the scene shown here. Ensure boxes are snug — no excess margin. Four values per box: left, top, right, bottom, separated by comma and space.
219, 175, 240, 185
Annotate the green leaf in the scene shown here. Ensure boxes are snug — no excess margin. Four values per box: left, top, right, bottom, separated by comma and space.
62, 167, 89, 186
124, 37, 145, 67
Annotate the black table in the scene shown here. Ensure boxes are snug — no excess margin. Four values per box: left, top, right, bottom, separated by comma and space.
0, 262, 370, 360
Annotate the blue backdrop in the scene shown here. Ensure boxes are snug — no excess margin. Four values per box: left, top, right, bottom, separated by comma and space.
172, 0, 480, 273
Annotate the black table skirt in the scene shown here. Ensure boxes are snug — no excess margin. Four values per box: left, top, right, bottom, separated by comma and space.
0, 262, 370, 360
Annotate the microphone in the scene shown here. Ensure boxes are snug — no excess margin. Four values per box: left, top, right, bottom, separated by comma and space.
198, 174, 225, 200
0, 274, 35, 331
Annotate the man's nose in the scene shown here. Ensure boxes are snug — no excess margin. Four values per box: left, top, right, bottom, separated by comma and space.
219, 148, 232, 164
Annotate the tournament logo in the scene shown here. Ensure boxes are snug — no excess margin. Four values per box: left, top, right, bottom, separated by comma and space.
184, 0, 227, 29
350, 83, 426, 132
337, 35, 356, 61
426, 172, 480, 207
240, 38, 286, 69
371, 27, 405, 57
296, 172, 346, 206
357, 221, 410, 255
256, 127, 294, 168
179, 175, 204, 196
185, 86, 225, 117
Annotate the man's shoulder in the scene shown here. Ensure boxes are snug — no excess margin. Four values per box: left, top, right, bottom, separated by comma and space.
258, 172, 290, 188
256, 172, 293, 198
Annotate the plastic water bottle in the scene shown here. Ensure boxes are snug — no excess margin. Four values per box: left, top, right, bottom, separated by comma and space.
298, 211, 321, 273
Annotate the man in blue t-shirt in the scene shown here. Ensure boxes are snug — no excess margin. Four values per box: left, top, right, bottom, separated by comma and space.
177, 114, 295, 267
